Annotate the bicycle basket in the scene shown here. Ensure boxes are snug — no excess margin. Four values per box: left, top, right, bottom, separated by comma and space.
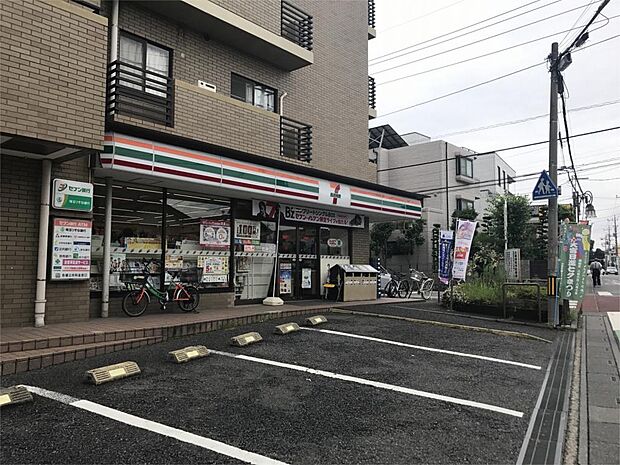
409, 270, 425, 282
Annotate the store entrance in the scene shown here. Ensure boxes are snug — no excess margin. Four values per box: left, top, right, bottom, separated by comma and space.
277, 224, 319, 300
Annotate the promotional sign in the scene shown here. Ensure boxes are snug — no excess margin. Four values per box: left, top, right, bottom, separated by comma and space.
532, 170, 558, 200
302, 268, 312, 289
199, 256, 229, 284
438, 230, 454, 284
505, 248, 521, 281
165, 255, 183, 270
252, 200, 278, 219
51, 218, 92, 280
327, 238, 343, 248
559, 223, 591, 301
451, 220, 477, 280
279, 262, 292, 294
282, 205, 364, 228
318, 181, 351, 207
125, 237, 160, 251
52, 179, 93, 212
234, 219, 261, 242
200, 219, 230, 249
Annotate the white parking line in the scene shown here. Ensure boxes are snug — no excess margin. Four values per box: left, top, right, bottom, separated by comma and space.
211, 351, 524, 418
22, 385, 289, 465
597, 291, 613, 296
301, 327, 541, 370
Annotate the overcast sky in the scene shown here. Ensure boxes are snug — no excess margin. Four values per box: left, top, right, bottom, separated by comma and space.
369, 0, 620, 249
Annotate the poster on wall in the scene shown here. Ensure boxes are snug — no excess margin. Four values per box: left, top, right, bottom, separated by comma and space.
200, 219, 230, 249
200, 256, 229, 283
50, 218, 92, 280
110, 253, 126, 273
451, 220, 477, 280
438, 230, 453, 285
252, 200, 278, 219
279, 262, 292, 294
301, 268, 312, 289
235, 219, 261, 242
559, 223, 591, 301
282, 205, 364, 228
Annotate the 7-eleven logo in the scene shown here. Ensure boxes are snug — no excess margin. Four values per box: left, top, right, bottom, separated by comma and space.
330, 183, 342, 204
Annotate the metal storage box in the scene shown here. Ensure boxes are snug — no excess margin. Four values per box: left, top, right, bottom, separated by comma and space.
328, 264, 378, 301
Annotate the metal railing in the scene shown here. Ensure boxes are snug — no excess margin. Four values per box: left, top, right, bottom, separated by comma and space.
281, 116, 312, 162
368, 76, 376, 109
368, 0, 376, 28
281, 0, 313, 51
106, 60, 174, 127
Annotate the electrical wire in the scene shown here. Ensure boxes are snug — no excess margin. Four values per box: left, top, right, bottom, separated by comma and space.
370, 0, 556, 64
376, 125, 620, 173
560, 0, 612, 57
370, 1, 595, 70
560, 89, 584, 195
375, 15, 618, 86
378, 0, 468, 33
559, 0, 598, 47
375, 34, 620, 118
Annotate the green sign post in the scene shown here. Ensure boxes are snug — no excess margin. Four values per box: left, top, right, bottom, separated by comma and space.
558, 222, 591, 302
52, 179, 93, 212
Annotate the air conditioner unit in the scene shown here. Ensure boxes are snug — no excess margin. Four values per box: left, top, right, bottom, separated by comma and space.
198, 80, 216, 92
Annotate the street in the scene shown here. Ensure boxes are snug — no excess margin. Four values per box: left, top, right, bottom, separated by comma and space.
2, 304, 559, 465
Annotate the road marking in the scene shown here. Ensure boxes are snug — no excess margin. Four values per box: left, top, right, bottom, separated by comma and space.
211, 351, 523, 418
22, 385, 289, 465
300, 327, 541, 370
597, 291, 613, 296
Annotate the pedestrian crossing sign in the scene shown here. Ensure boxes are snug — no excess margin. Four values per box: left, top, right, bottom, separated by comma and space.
532, 170, 558, 200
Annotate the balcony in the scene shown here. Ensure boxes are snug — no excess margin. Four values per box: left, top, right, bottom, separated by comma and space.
281, 116, 312, 162
368, 0, 376, 39
106, 60, 174, 127
368, 76, 377, 119
137, 0, 313, 71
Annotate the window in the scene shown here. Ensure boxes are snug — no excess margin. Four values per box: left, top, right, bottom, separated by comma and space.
456, 198, 474, 211
231, 74, 276, 112
456, 156, 473, 178
503, 170, 506, 189
119, 33, 170, 98
319, 227, 350, 257
498, 166, 502, 186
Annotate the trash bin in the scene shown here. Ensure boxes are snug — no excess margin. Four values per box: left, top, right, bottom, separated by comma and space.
329, 264, 378, 301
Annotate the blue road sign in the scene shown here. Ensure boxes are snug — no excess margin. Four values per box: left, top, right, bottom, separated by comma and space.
532, 170, 558, 200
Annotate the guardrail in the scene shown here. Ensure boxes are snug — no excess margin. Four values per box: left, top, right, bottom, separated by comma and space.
368, 0, 376, 28
106, 60, 174, 127
281, 1, 313, 51
281, 116, 312, 162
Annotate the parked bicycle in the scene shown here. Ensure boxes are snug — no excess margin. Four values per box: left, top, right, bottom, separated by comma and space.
381, 267, 410, 298
400, 267, 434, 301
122, 260, 200, 317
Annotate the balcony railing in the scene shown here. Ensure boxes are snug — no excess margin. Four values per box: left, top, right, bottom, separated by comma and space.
281, 116, 312, 162
368, 0, 376, 28
106, 60, 174, 127
281, 0, 313, 51
368, 76, 376, 109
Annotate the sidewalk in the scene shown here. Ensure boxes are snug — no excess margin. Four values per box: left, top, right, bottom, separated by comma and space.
0, 297, 409, 376
578, 291, 620, 465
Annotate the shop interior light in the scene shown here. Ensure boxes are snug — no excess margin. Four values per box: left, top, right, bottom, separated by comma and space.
305, 315, 328, 326
274, 323, 301, 335
85, 361, 141, 385
230, 332, 263, 347
168, 345, 209, 363
0, 386, 33, 408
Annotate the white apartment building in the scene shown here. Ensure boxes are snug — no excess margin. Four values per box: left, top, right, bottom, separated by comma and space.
369, 125, 516, 274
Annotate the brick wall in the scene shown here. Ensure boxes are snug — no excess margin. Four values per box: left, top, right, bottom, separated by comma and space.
210, 0, 281, 35
351, 218, 370, 264
107, 0, 374, 181
0, 155, 92, 327
0, 0, 107, 151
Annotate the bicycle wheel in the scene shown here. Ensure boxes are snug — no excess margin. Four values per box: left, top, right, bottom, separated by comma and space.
384, 280, 397, 298
397, 280, 410, 298
420, 279, 434, 300
122, 289, 149, 317
176, 285, 200, 312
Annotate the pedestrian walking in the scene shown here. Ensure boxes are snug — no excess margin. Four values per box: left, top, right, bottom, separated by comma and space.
590, 260, 602, 287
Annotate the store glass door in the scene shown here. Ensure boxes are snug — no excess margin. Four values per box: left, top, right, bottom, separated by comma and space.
277, 225, 297, 299
298, 225, 318, 299
277, 224, 319, 299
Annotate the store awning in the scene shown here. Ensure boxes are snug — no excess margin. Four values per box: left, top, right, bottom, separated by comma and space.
98, 133, 422, 221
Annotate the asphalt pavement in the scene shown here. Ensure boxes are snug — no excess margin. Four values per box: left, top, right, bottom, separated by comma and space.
1, 304, 560, 465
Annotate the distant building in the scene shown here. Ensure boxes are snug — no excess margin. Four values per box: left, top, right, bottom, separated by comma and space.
369, 124, 516, 274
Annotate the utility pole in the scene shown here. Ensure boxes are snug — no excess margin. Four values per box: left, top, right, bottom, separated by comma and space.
503, 195, 508, 250
614, 215, 618, 261
547, 42, 559, 327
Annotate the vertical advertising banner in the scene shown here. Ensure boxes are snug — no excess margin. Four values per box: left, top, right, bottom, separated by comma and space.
50, 218, 92, 280
451, 220, 477, 280
559, 223, 591, 301
438, 230, 454, 284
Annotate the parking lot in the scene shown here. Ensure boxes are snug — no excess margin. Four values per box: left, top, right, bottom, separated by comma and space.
1, 304, 560, 464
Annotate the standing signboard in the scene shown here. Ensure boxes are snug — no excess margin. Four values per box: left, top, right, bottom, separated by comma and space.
451, 220, 477, 280
438, 230, 453, 284
505, 248, 521, 281
559, 223, 591, 301
50, 218, 92, 280
52, 179, 93, 212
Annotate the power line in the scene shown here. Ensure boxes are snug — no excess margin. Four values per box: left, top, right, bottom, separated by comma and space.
375, 15, 618, 86
376, 125, 620, 173
375, 34, 619, 118
378, 0, 468, 33
559, 0, 598, 47
560, 0, 612, 57
560, 89, 584, 195
370, 0, 593, 70
430, 99, 620, 138
370, 0, 555, 64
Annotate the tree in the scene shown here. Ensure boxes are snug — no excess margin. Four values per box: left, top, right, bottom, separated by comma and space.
395, 219, 426, 255
452, 207, 478, 223
370, 222, 396, 263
